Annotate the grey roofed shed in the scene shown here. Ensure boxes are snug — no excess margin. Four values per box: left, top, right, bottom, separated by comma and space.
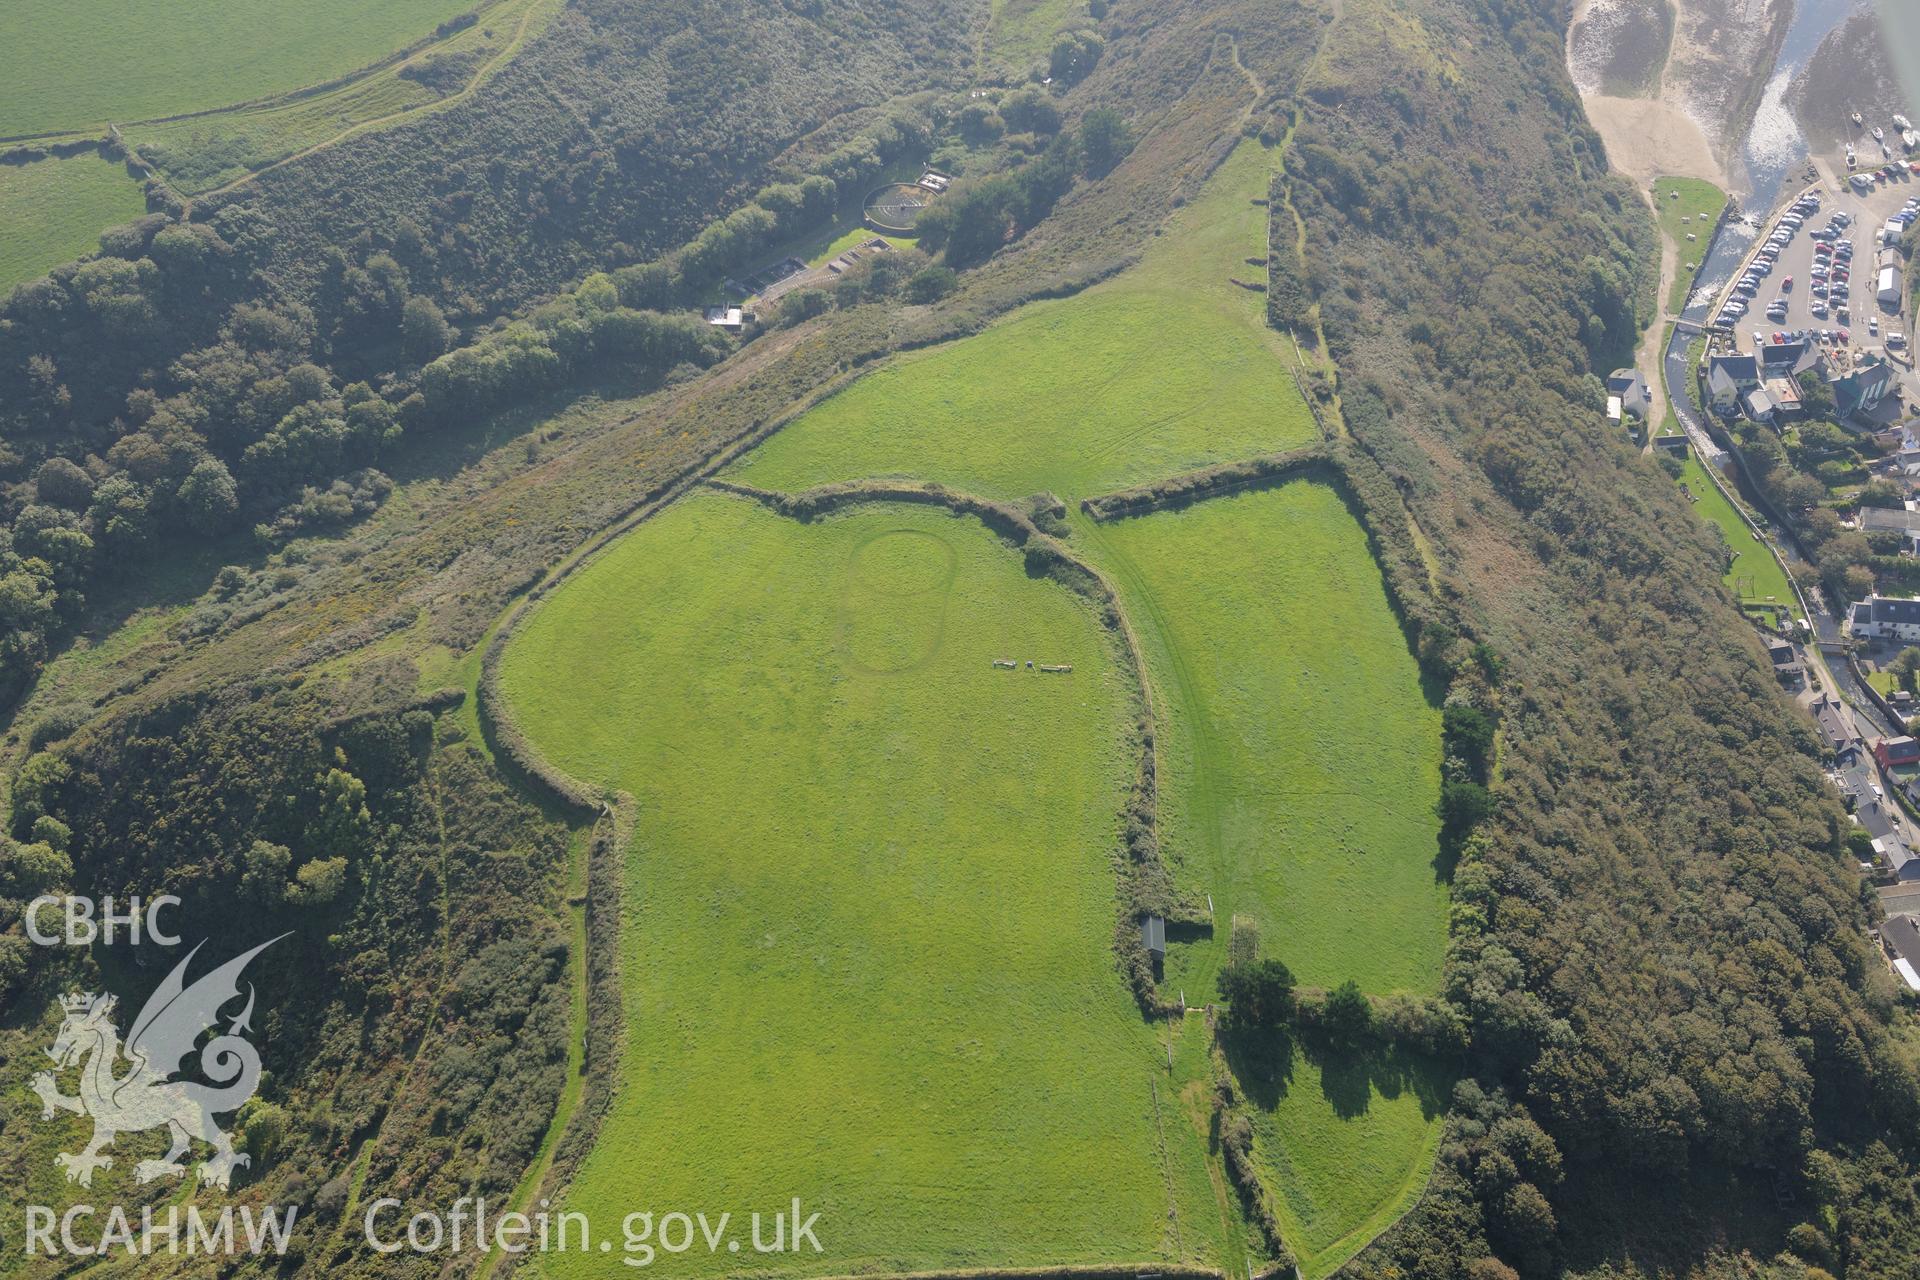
1141, 915, 1166, 957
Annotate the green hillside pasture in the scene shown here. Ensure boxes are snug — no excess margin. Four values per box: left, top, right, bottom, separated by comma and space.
0, 151, 147, 292
1652, 176, 1726, 312
730, 141, 1314, 503
123, 0, 559, 195
1082, 482, 1448, 1277
1676, 456, 1794, 606
1237, 1036, 1450, 1279
501, 493, 1221, 1277
2, 0, 478, 138
1082, 483, 1446, 1000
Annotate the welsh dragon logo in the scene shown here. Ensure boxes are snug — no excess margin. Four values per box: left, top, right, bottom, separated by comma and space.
30, 936, 284, 1191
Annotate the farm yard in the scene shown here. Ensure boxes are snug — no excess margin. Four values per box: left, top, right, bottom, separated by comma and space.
501, 494, 1223, 1277
0, 150, 146, 291
495, 139, 1450, 1279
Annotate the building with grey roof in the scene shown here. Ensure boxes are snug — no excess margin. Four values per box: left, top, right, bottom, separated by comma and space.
1849, 595, 1920, 643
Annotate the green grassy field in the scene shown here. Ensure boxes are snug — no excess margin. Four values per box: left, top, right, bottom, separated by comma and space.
121, 0, 559, 195
1652, 176, 1726, 312
1083, 484, 1448, 1280
731, 143, 1314, 502
498, 140, 1446, 1274
503, 494, 1221, 1277
1675, 456, 1795, 606
1240, 1038, 1450, 1280
3, 0, 476, 137
0, 151, 146, 291
1080, 485, 1446, 999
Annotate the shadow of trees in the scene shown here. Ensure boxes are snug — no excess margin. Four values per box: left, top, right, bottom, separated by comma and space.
1219, 1020, 1454, 1121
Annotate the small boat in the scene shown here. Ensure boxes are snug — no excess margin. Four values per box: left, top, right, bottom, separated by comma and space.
1873, 125, 1886, 141
1853, 110, 1865, 126
1905, 130, 1918, 152
1896, 114, 1913, 131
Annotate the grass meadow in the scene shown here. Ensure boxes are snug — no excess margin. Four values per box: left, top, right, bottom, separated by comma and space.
1241, 1038, 1450, 1279
498, 140, 1446, 1275
122, 0, 560, 195
1086, 484, 1448, 1279
502, 494, 1223, 1277
2, 0, 476, 137
731, 143, 1316, 502
1080, 484, 1447, 999
0, 151, 146, 291
1652, 176, 1726, 311
1675, 456, 1795, 605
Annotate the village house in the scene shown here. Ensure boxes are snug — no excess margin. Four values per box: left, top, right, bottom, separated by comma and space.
1813, 692, 1864, 757
1882, 914, 1920, 991
1742, 386, 1778, 424
1758, 337, 1824, 379
1843, 761, 1920, 879
1833, 356, 1898, 420
1605, 368, 1651, 420
1876, 735, 1920, 770
1706, 351, 1760, 412
1766, 637, 1804, 688
1859, 504, 1920, 554
1849, 595, 1920, 643
1885, 915, 1920, 990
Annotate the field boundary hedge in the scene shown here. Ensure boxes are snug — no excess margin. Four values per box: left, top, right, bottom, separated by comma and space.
508, 794, 634, 1278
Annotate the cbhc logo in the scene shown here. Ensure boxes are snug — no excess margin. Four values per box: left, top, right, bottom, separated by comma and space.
25, 895, 183, 946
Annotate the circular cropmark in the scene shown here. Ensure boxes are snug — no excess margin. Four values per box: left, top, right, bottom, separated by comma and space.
864, 182, 932, 233
848, 528, 957, 596
839, 527, 958, 674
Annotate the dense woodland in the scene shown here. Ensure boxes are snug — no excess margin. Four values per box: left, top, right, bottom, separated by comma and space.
1276, 0, 1920, 1274
0, 687, 577, 1279
5, 0, 1920, 1275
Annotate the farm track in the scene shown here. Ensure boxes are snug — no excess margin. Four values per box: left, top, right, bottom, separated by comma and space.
1077, 519, 1230, 889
